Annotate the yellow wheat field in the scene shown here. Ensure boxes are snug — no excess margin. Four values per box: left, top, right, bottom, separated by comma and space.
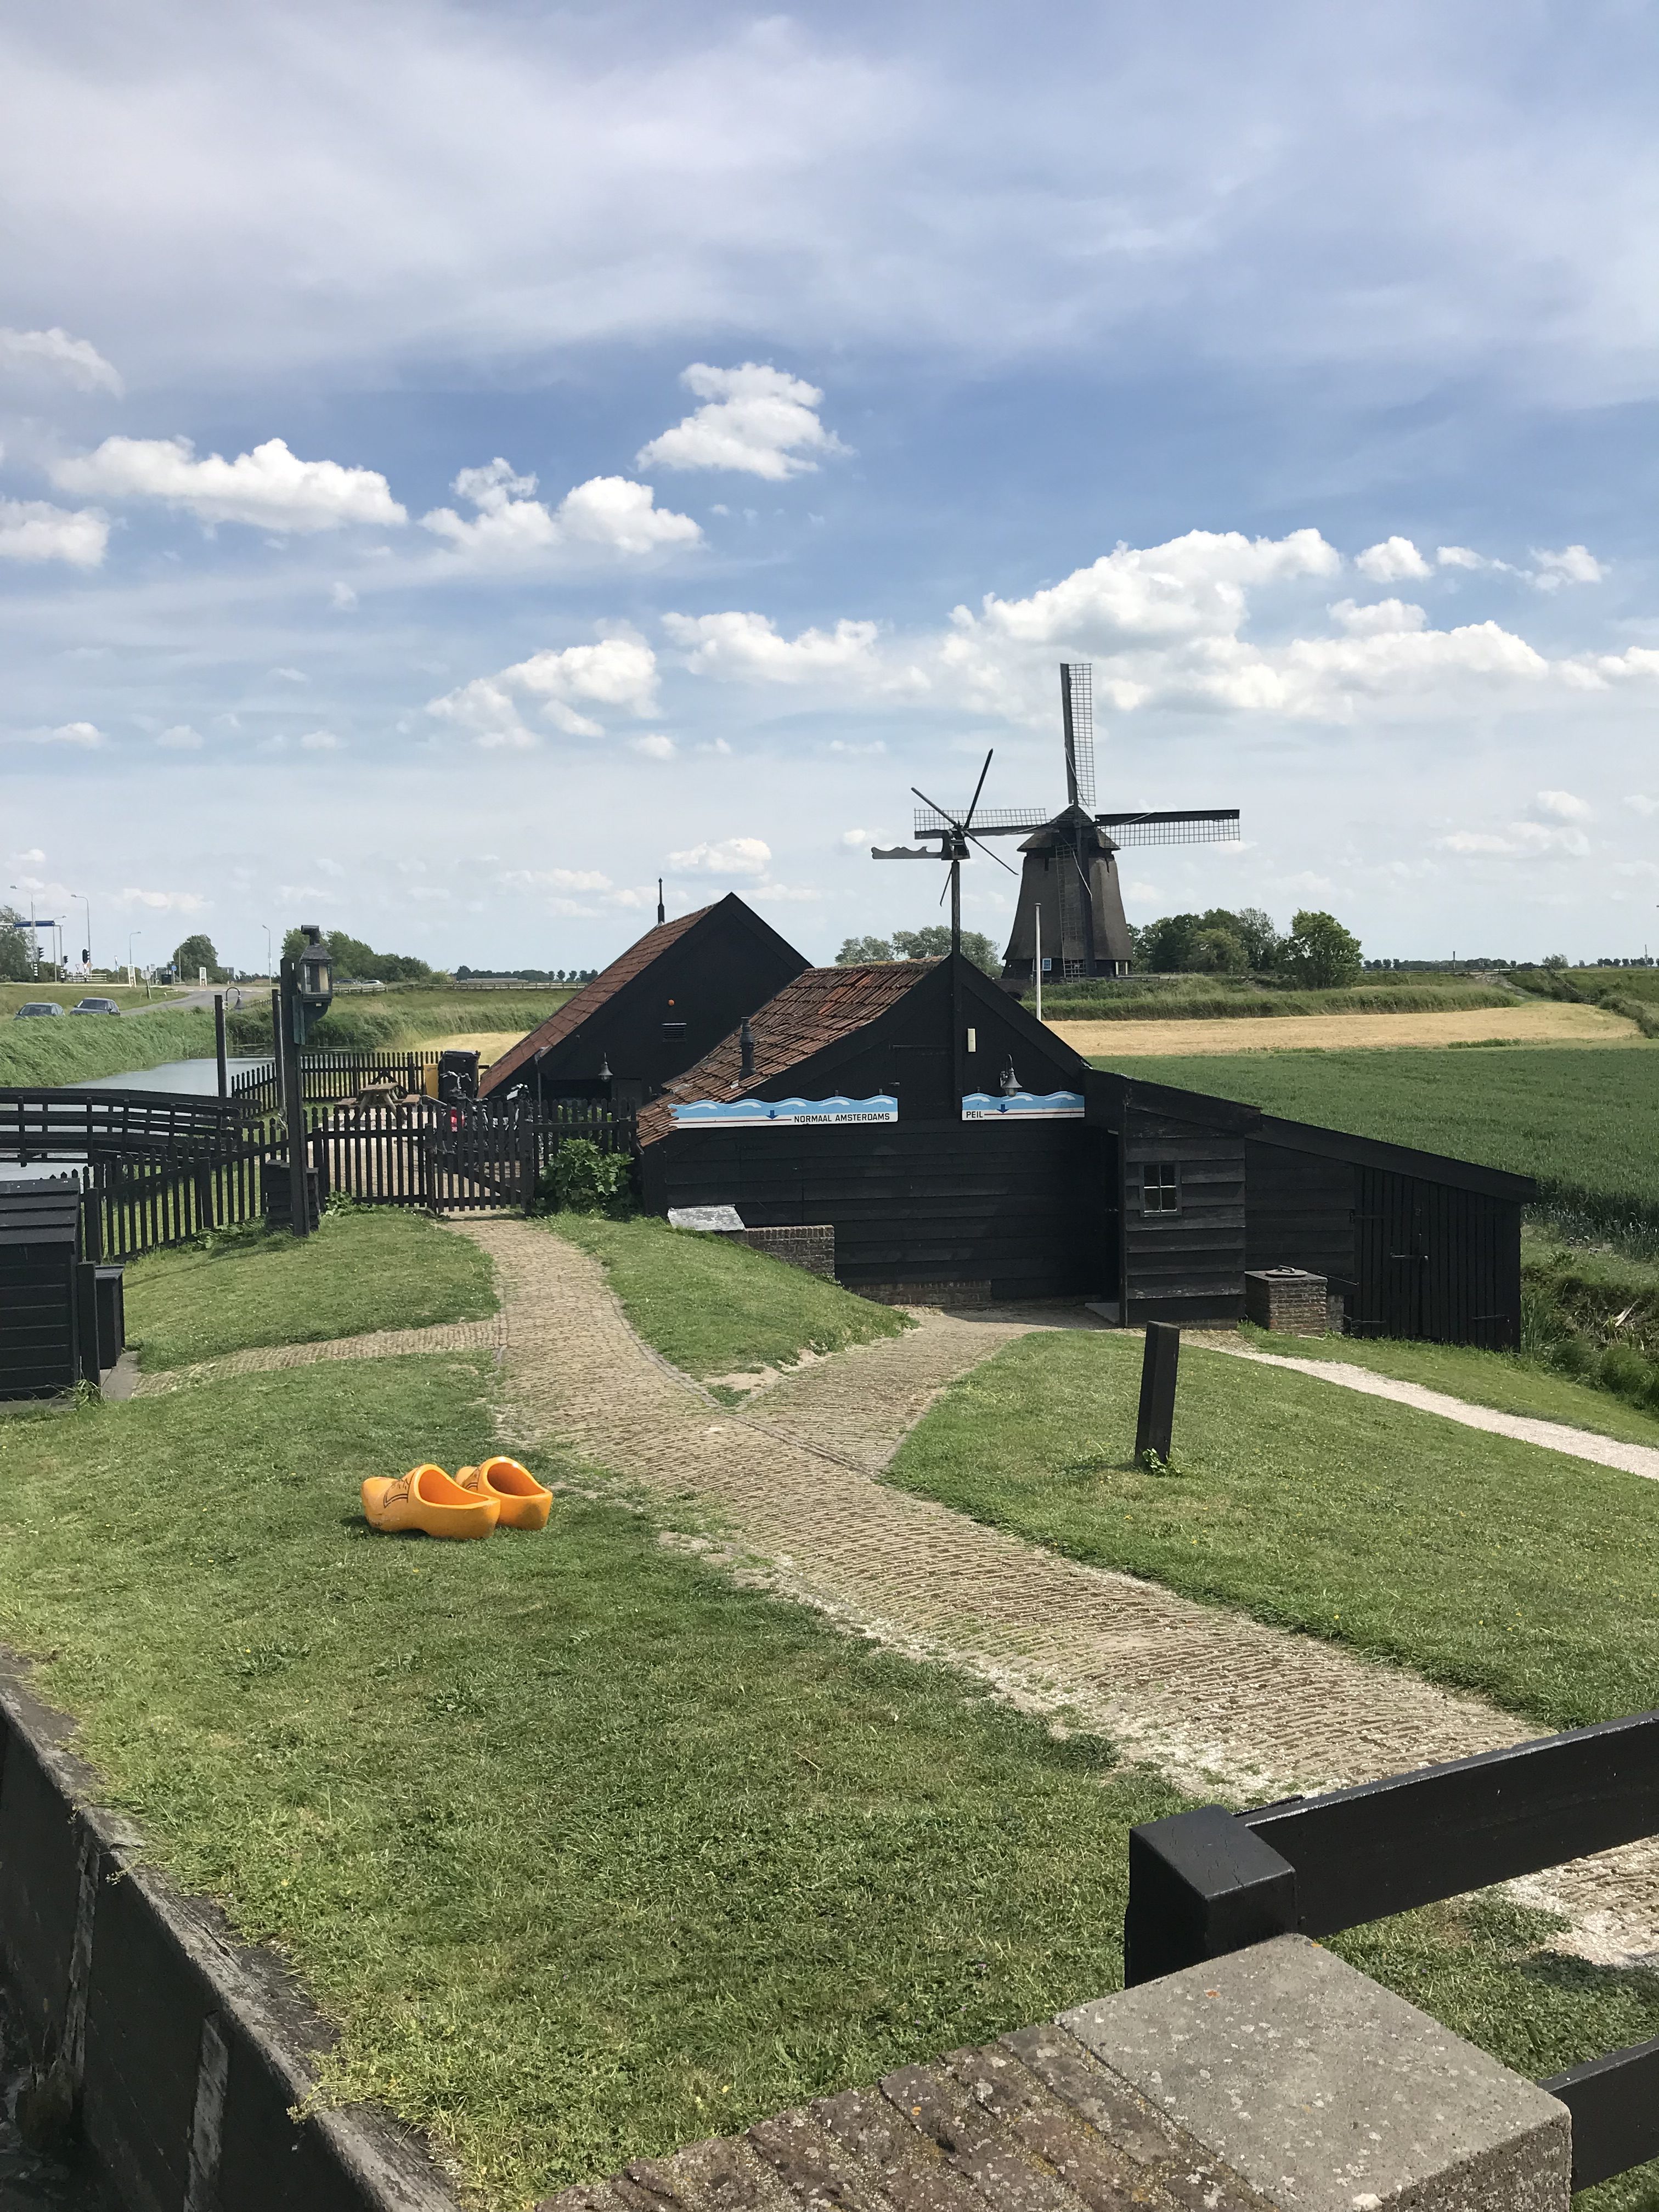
1048, 1001, 1644, 1057
419, 1030, 528, 1063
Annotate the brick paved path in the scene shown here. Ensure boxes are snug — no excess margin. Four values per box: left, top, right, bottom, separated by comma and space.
453, 1218, 1659, 1969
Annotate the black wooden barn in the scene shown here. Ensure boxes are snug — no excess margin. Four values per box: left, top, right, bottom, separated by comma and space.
481, 895, 807, 1109
637, 953, 1532, 1344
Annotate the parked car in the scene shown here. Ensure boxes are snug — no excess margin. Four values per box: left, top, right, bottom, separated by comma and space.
13, 1001, 65, 1018
70, 996, 122, 1015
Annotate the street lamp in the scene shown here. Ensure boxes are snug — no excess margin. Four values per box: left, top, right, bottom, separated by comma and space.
127, 928, 141, 983
277, 925, 335, 1239
75, 894, 92, 975
263, 923, 273, 982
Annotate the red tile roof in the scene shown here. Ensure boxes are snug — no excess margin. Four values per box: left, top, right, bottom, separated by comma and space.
480, 904, 716, 1095
638, 961, 935, 1144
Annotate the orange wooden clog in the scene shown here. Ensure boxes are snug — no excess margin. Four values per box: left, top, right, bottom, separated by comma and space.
454, 1457, 552, 1532
362, 1464, 500, 1539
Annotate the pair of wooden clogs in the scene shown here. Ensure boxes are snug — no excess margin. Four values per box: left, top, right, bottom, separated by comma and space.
361, 1457, 551, 1539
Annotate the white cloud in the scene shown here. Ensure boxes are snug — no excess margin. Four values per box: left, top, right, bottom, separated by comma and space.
269, 666, 308, 683
829, 738, 885, 754
1329, 597, 1426, 635
1536, 789, 1592, 821
1438, 820, 1590, 859
637, 363, 848, 481
1531, 544, 1605, 589
0, 326, 122, 394
629, 733, 676, 759
298, 729, 341, 750
1623, 794, 1659, 817
504, 867, 614, 894
11, 849, 46, 864
30, 720, 103, 747
157, 724, 204, 749
1356, 537, 1432, 582
668, 836, 771, 876
52, 437, 405, 532
957, 528, 1340, 651
427, 634, 659, 747
841, 828, 871, 847
420, 458, 699, 564
664, 609, 899, 685
0, 498, 109, 567
1436, 545, 1486, 569
117, 887, 207, 911
330, 581, 358, 611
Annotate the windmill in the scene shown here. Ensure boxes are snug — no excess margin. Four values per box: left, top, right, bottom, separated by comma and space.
911, 663, 1240, 985
869, 748, 1017, 952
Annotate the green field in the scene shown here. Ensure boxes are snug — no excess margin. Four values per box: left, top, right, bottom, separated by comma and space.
888, 1329, 1659, 1732
123, 1209, 499, 1370
1096, 1043, 1659, 1244
225, 989, 570, 1056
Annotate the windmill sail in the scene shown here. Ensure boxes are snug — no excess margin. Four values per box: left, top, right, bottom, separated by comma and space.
1060, 662, 1096, 812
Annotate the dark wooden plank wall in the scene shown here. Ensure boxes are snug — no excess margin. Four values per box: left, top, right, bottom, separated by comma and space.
1244, 1141, 1356, 1283
1122, 1109, 1246, 1321
0, 1185, 83, 1398
646, 1121, 1112, 1299
1352, 1168, 1522, 1348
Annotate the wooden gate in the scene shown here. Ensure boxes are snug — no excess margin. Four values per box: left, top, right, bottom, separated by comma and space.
1351, 1166, 1521, 1347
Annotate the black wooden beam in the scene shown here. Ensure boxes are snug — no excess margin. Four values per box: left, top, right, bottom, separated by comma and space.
1541, 2035, 1659, 2191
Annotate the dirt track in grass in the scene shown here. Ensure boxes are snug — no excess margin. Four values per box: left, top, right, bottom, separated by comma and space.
452, 1216, 1659, 1971
1051, 1000, 1639, 1054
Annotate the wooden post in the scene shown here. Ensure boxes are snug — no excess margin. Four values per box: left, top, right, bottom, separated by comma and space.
213, 992, 228, 1101
1135, 1322, 1180, 1461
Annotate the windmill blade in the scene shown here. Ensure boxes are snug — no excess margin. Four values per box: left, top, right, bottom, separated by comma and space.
965, 830, 1018, 877
913, 803, 1047, 835
1096, 809, 1241, 849
961, 748, 994, 833
1060, 662, 1096, 814
910, 782, 965, 830
871, 844, 942, 860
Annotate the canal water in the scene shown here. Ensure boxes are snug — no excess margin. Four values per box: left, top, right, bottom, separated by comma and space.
0, 1985, 110, 2210
71, 1058, 268, 1095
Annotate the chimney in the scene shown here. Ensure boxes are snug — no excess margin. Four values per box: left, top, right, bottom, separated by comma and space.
740, 1015, 755, 1081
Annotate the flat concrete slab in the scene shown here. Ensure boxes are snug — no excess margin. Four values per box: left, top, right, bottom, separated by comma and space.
1062, 1935, 1571, 2211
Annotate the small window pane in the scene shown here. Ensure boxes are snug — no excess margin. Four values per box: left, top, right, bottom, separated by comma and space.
1142, 1163, 1181, 1214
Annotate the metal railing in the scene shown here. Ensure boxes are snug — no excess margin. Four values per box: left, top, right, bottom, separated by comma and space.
1122, 1709, 1659, 2190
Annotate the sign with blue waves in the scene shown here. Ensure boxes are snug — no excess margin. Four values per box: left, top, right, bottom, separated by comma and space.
961, 1091, 1086, 1121
672, 1094, 899, 1128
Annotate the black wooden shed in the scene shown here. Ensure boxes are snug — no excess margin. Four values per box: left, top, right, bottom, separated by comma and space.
0, 1178, 86, 1400
481, 896, 808, 1109
638, 955, 1533, 1345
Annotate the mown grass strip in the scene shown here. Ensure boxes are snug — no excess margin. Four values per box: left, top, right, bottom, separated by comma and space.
540, 1211, 910, 1379
888, 1329, 1659, 1732
123, 1207, 499, 1370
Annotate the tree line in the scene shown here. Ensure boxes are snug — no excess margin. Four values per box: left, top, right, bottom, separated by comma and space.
834, 908, 1362, 988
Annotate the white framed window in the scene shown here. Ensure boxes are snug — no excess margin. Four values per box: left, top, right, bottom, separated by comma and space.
1141, 1161, 1181, 1215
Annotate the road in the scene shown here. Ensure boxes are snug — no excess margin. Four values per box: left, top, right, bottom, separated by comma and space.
119, 985, 264, 1017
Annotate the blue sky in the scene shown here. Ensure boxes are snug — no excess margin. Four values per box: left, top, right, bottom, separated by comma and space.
4, 0, 1658, 974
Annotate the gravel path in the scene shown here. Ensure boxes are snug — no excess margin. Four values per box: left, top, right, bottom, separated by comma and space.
452, 1217, 1659, 1970
1198, 1339, 1659, 1482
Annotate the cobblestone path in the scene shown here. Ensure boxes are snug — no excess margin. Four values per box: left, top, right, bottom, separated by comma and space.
454, 1217, 1659, 1969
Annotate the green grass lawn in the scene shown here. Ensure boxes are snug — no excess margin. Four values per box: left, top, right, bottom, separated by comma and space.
1, 1356, 1655, 2207
888, 1331, 1659, 1732
123, 1208, 498, 1369
0, 1004, 216, 1086
541, 1211, 910, 1379
1232, 1325, 1659, 1451
225, 989, 569, 1057
1091, 1044, 1659, 1246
